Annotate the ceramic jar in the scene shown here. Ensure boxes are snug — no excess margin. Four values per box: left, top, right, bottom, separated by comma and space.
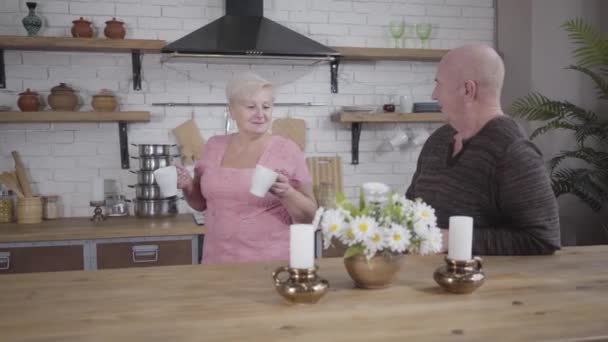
17, 88, 41, 112
104, 18, 126, 39
22, 2, 43, 36
48, 83, 78, 111
91, 89, 118, 112
71, 17, 93, 38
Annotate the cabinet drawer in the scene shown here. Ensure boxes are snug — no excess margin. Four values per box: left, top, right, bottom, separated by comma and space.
96, 240, 192, 269
0, 246, 84, 274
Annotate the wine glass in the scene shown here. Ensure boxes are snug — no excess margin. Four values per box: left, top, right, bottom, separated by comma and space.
416, 23, 432, 48
389, 20, 405, 48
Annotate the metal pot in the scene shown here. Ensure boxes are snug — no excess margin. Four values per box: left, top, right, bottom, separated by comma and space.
132, 143, 176, 157
132, 197, 178, 217
129, 170, 156, 185
129, 184, 163, 200
131, 155, 176, 171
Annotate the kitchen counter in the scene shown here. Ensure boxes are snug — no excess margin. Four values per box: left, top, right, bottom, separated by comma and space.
0, 245, 606, 341
0, 214, 205, 242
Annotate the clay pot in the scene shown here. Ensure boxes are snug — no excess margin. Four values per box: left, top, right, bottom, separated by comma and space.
17, 88, 41, 112
104, 17, 126, 39
47, 83, 79, 111
71, 17, 93, 38
91, 89, 118, 112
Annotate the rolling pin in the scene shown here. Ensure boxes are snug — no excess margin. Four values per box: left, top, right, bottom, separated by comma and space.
11, 151, 34, 197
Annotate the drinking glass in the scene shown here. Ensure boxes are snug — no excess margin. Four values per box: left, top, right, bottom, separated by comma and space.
416, 23, 432, 48
389, 20, 405, 48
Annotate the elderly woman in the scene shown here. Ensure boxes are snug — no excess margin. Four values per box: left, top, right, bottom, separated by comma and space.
176, 73, 317, 264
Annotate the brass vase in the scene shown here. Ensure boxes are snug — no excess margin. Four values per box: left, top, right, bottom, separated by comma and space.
344, 253, 404, 289
433, 256, 485, 294
272, 266, 329, 304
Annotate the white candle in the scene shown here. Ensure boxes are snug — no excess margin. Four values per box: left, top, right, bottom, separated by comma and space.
448, 216, 473, 261
92, 178, 105, 202
289, 224, 315, 269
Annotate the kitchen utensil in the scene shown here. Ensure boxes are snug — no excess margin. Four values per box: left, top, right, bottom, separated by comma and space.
71, 17, 93, 38
42, 195, 62, 220
173, 119, 205, 165
17, 196, 42, 224
131, 155, 176, 171
129, 170, 157, 185
11, 151, 34, 197
104, 17, 126, 39
17, 88, 40, 112
132, 197, 178, 217
129, 184, 164, 200
0, 172, 24, 198
153, 166, 178, 198
271, 118, 306, 151
91, 89, 118, 111
105, 194, 129, 216
48, 83, 78, 111
131, 144, 176, 157
305, 156, 343, 202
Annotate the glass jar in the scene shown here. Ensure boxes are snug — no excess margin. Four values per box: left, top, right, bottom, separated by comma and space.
42, 195, 62, 220
0, 192, 15, 223
316, 182, 336, 209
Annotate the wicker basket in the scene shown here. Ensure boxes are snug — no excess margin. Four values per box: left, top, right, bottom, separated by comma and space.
17, 196, 42, 224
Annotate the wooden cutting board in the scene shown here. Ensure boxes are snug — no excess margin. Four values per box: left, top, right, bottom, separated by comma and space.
11, 151, 33, 197
272, 118, 306, 151
172, 119, 205, 165
305, 156, 343, 199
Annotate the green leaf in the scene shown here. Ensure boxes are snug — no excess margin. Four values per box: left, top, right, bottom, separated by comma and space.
561, 18, 608, 68
344, 244, 365, 259
359, 188, 365, 211
566, 65, 608, 99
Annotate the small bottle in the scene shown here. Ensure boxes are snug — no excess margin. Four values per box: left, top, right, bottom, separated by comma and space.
0, 189, 15, 223
42, 195, 62, 220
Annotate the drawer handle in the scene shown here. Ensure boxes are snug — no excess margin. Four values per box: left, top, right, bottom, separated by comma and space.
0, 251, 10, 270
132, 245, 159, 263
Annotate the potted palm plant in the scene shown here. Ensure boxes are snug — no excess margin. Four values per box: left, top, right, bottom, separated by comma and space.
509, 18, 608, 212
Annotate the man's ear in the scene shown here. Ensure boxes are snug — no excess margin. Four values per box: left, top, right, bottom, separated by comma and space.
464, 80, 477, 99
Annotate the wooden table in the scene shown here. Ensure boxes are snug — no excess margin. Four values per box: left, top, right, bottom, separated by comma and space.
0, 246, 607, 341
0, 214, 206, 242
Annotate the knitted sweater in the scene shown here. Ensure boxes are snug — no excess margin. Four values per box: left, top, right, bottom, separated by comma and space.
406, 116, 561, 255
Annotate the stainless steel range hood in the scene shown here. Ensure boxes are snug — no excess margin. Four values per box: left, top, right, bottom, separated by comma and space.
161, 0, 341, 92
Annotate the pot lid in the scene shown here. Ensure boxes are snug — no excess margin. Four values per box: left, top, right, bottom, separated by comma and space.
18, 88, 38, 96
93, 89, 115, 97
105, 17, 124, 24
50, 83, 75, 93
72, 17, 91, 24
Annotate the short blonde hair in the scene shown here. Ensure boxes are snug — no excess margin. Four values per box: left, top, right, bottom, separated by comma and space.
226, 72, 273, 105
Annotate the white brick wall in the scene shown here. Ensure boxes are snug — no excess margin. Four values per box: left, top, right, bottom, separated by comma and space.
0, 0, 494, 217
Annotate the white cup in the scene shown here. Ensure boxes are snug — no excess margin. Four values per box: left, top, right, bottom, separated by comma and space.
153, 166, 178, 198
250, 164, 278, 197
389, 129, 409, 148
399, 95, 412, 113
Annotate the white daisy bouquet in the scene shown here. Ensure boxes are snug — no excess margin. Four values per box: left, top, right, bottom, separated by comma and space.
314, 182, 442, 261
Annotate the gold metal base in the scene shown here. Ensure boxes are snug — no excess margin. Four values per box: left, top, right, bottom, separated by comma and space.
433, 256, 485, 294
272, 266, 329, 304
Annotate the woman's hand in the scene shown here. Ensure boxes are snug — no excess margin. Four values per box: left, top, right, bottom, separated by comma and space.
175, 164, 194, 192
269, 173, 293, 198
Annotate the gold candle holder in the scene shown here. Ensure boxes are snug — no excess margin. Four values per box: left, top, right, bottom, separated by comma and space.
433, 256, 485, 294
272, 266, 329, 304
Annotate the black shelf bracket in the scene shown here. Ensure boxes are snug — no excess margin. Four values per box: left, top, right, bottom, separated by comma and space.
0, 49, 5, 89
330, 58, 339, 93
119, 121, 130, 169
350, 122, 362, 165
131, 49, 142, 91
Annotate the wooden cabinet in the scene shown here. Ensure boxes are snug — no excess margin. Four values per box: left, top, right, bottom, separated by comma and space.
96, 239, 193, 269
0, 245, 84, 274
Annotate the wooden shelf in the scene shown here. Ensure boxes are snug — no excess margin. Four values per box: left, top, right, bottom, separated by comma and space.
0, 111, 150, 123
332, 46, 448, 61
332, 112, 443, 123
332, 111, 444, 165
0, 35, 166, 90
0, 36, 165, 53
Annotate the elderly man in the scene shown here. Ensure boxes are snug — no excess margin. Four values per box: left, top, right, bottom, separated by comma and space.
406, 44, 561, 255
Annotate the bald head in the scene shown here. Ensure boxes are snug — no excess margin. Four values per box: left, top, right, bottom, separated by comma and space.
440, 44, 505, 99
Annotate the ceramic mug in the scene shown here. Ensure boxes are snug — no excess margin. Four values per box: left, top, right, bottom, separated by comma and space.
250, 165, 278, 197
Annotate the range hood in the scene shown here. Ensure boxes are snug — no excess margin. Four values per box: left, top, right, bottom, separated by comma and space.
161, 0, 340, 92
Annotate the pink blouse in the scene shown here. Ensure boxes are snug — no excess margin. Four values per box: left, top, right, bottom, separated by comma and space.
187, 134, 312, 264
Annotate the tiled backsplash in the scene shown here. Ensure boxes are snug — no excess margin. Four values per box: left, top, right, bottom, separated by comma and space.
0, 0, 494, 217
